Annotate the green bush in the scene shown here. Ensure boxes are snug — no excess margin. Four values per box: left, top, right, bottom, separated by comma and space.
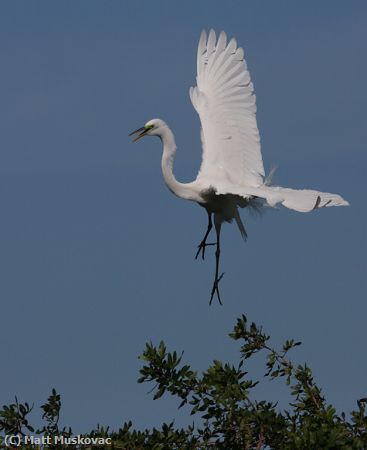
1, 315, 366, 449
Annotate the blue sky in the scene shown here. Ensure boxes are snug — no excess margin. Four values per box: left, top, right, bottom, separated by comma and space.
0, 1, 366, 433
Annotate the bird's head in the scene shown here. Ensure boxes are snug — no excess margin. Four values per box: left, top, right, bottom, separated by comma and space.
129, 119, 166, 142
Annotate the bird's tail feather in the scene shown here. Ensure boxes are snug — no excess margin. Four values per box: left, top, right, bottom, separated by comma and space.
234, 208, 247, 240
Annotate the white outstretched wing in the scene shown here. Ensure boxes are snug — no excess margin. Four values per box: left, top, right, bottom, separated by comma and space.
190, 30, 349, 213
215, 183, 349, 212
190, 29, 265, 188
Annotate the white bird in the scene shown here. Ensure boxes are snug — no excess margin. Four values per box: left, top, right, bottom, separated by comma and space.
129, 29, 349, 304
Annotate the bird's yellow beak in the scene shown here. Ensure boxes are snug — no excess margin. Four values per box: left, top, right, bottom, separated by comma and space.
129, 126, 148, 142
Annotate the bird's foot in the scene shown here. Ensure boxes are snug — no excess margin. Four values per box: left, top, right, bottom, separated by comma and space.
209, 273, 224, 305
195, 241, 215, 260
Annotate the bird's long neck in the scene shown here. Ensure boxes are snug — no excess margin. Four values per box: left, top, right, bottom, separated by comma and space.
160, 126, 199, 201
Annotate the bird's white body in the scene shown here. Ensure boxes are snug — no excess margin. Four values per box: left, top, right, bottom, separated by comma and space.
131, 29, 349, 303
156, 120, 250, 237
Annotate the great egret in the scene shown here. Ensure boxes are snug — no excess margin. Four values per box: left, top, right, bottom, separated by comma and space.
130, 29, 349, 305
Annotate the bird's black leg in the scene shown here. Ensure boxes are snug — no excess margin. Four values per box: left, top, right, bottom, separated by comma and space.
210, 223, 224, 305
195, 211, 215, 260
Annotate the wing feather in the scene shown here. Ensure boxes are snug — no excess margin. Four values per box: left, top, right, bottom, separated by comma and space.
191, 29, 265, 188
190, 30, 349, 213
215, 184, 349, 212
